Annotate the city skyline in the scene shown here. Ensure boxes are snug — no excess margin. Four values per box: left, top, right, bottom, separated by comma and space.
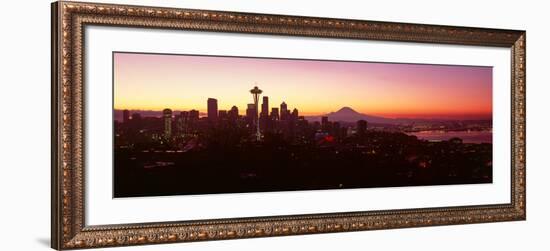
114, 52, 493, 120
114, 83, 493, 197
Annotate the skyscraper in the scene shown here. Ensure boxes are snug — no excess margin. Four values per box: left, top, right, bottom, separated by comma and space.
280, 102, 288, 120
229, 105, 239, 121
261, 96, 269, 117
180, 111, 189, 120
291, 108, 299, 119
163, 108, 172, 139
250, 86, 263, 141
207, 98, 218, 122
270, 108, 279, 120
189, 110, 199, 121
260, 96, 269, 131
189, 109, 199, 129
179, 111, 189, 133
122, 109, 130, 124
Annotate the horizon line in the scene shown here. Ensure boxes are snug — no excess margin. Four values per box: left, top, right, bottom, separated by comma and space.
113, 108, 492, 121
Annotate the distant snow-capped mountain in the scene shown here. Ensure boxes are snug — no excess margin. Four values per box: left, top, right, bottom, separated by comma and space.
306, 107, 398, 124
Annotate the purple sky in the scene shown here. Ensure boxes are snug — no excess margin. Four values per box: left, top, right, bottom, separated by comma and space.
114, 52, 492, 119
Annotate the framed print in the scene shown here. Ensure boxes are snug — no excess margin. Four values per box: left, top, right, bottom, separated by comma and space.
51, 1, 526, 250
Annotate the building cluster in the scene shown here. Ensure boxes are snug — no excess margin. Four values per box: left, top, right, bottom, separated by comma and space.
114, 87, 493, 197
117, 86, 369, 148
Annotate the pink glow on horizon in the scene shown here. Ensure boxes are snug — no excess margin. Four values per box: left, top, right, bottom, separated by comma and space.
114, 52, 492, 120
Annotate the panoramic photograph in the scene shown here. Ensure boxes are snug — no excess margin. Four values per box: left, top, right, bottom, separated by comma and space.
113, 52, 493, 198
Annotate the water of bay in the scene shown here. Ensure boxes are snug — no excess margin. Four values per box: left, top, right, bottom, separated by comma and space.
407, 130, 492, 144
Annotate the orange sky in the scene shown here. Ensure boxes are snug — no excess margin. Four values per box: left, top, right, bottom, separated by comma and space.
114, 52, 492, 120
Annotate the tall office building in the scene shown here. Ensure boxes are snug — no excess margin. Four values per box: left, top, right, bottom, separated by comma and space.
188, 109, 199, 130
207, 98, 218, 122
291, 108, 299, 119
261, 96, 269, 117
179, 111, 189, 133
122, 109, 130, 124
229, 106, 239, 120
163, 108, 172, 139
270, 107, 279, 120
180, 111, 189, 120
280, 102, 288, 120
189, 110, 199, 121
260, 96, 269, 131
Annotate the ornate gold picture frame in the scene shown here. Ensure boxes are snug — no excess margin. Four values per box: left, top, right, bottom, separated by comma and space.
51, 1, 526, 249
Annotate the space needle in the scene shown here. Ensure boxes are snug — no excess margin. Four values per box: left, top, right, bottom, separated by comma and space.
250, 85, 263, 141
